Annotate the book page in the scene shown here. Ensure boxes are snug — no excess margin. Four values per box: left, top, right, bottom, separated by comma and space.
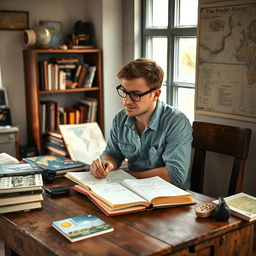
65, 169, 135, 188
121, 176, 191, 203
89, 183, 148, 208
0, 153, 19, 165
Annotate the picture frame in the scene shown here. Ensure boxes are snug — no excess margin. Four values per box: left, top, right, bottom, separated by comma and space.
0, 10, 29, 30
39, 20, 63, 47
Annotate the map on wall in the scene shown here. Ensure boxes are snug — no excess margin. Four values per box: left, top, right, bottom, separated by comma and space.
195, 0, 256, 122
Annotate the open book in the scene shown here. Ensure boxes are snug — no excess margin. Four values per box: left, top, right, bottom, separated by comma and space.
65, 170, 194, 216
59, 122, 106, 164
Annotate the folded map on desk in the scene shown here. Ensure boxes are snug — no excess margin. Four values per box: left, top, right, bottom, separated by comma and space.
65, 170, 195, 216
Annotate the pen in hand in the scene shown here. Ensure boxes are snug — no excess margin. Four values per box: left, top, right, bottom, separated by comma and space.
100, 155, 110, 182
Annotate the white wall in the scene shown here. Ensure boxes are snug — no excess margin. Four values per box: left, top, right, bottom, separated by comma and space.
0, 0, 124, 144
0, 0, 88, 145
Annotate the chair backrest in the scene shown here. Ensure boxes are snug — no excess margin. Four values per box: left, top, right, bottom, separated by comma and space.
190, 121, 251, 196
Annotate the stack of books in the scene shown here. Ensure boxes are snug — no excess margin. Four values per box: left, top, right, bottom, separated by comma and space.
43, 131, 68, 157
0, 164, 44, 214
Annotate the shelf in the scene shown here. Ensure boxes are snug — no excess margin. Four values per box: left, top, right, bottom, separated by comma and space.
39, 87, 100, 94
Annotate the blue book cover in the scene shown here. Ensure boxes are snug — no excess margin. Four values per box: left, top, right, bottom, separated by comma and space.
0, 163, 42, 177
52, 214, 114, 242
22, 155, 88, 173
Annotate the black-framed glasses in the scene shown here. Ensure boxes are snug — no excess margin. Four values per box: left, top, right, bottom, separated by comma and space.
116, 85, 155, 102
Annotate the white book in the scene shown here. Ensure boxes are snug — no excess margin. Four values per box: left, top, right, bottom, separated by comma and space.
0, 153, 19, 165
58, 70, 66, 90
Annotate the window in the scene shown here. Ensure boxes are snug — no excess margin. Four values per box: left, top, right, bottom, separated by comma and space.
142, 0, 198, 123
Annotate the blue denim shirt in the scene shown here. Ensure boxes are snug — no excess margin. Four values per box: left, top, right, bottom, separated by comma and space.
103, 100, 192, 189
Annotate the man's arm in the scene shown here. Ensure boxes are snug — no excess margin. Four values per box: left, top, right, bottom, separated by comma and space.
129, 167, 171, 183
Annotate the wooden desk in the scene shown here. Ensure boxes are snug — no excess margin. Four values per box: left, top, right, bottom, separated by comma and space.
0, 178, 254, 256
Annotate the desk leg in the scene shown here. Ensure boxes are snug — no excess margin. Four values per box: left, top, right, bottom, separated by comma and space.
4, 244, 19, 256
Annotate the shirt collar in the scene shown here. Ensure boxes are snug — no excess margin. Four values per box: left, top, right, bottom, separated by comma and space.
124, 100, 164, 131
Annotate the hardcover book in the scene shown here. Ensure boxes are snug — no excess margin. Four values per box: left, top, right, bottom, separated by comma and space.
65, 170, 195, 216
0, 201, 42, 214
0, 193, 43, 207
213, 192, 256, 222
0, 163, 42, 177
0, 174, 43, 194
52, 214, 114, 242
22, 154, 88, 175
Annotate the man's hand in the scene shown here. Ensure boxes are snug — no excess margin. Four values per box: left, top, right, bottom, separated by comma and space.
90, 158, 113, 178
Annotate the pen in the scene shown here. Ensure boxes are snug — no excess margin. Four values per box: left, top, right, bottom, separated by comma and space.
100, 155, 106, 168
100, 155, 110, 181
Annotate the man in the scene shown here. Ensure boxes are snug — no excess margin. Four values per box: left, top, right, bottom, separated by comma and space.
90, 58, 192, 189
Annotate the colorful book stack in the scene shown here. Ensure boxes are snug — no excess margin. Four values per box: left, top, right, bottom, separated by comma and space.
43, 131, 67, 157
0, 164, 44, 214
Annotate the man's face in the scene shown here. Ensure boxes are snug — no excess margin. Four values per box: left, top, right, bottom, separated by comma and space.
120, 78, 160, 117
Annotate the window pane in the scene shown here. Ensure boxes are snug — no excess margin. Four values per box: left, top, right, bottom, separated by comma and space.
159, 85, 167, 103
146, 0, 168, 27
146, 37, 168, 83
178, 0, 198, 26
177, 87, 195, 123
175, 37, 196, 83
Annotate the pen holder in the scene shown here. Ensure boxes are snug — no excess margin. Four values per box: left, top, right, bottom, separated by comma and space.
214, 196, 231, 222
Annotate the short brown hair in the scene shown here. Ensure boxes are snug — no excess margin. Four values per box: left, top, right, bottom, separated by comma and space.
117, 58, 164, 89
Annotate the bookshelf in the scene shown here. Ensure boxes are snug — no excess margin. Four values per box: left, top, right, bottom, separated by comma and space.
23, 49, 104, 155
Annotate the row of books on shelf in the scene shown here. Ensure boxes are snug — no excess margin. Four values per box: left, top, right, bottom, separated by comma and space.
39, 56, 96, 91
40, 97, 97, 133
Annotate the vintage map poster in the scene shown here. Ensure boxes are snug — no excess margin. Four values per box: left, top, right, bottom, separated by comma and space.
195, 0, 256, 122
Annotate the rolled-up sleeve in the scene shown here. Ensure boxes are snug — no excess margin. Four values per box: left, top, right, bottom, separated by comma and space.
163, 116, 192, 188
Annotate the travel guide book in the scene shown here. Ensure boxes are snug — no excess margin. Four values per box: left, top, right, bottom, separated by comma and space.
52, 214, 114, 242
0, 163, 42, 177
22, 154, 88, 176
213, 192, 256, 222
65, 170, 195, 216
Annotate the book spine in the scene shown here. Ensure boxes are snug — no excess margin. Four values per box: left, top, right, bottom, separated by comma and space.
0, 189, 43, 198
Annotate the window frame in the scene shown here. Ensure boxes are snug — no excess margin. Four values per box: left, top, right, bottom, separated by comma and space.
141, 0, 197, 107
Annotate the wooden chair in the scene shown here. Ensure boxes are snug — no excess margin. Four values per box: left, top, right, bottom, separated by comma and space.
190, 121, 251, 196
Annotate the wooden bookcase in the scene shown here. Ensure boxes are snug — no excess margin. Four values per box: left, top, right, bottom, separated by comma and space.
23, 49, 104, 155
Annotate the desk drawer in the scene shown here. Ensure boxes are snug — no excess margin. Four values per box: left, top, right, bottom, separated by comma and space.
0, 133, 16, 144
171, 224, 254, 256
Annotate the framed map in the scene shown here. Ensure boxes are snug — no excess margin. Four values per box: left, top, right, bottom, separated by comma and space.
195, 0, 256, 122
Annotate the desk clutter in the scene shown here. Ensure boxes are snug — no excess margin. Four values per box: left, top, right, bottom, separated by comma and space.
0, 153, 44, 214
196, 193, 256, 222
